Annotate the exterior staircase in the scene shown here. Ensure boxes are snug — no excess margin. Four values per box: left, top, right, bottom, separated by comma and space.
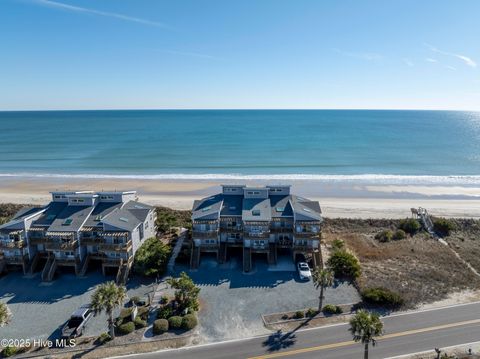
41, 256, 54, 282
27, 253, 40, 275
116, 257, 133, 285
167, 229, 187, 272
190, 245, 201, 269
78, 254, 91, 277
243, 247, 252, 272
312, 250, 322, 268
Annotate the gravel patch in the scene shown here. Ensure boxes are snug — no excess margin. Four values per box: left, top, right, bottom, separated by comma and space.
172, 254, 360, 343
0, 271, 155, 341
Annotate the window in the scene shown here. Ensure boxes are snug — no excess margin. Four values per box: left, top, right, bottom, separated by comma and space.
119, 217, 129, 223
63, 218, 73, 225
276, 207, 284, 212
252, 210, 261, 216
202, 206, 212, 212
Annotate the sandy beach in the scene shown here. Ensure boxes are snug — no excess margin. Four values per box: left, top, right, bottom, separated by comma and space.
0, 175, 479, 218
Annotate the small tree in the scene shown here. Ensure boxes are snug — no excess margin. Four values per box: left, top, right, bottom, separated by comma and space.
327, 250, 361, 279
166, 272, 200, 311
0, 302, 11, 327
349, 310, 384, 359
91, 281, 127, 338
312, 268, 334, 311
133, 237, 171, 277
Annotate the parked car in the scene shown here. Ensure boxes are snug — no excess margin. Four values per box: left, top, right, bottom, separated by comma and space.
61, 305, 92, 338
297, 262, 312, 280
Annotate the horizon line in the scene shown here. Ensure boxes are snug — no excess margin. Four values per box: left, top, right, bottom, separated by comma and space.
0, 108, 479, 113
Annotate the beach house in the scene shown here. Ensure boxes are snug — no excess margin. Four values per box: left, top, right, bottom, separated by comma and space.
0, 191, 156, 283
191, 185, 322, 271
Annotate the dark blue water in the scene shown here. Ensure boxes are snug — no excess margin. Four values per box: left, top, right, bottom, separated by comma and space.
0, 110, 479, 180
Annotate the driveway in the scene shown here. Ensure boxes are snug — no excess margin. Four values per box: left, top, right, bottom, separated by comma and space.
172, 254, 360, 343
0, 271, 155, 341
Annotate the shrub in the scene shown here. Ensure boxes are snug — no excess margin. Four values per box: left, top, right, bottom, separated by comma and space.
433, 218, 456, 236
117, 321, 135, 335
392, 229, 407, 241
331, 239, 345, 251
306, 308, 318, 317
168, 315, 183, 329
167, 272, 201, 312
281, 314, 289, 320
2, 346, 18, 357
398, 218, 421, 235
153, 319, 169, 335
375, 230, 393, 242
134, 316, 147, 329
97, 332, 112, 345
156, 305, 173, 319
181, 314, 198, 330
322, 304, 343, 315
362, 287, 404, 308
160, 295, 169, 304
293, 310, 305, 319
326, 250, 361, 279
137, 306, 149, 320
133, 237, 171, 277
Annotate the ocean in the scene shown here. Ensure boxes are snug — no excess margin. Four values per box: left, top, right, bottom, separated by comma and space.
0, 110, 480, 184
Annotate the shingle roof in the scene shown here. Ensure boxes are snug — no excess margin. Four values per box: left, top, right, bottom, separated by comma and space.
192, 194, 223, 221
47, 205, 95, 232
242, 198, 272, 222
83, 202, 123, 227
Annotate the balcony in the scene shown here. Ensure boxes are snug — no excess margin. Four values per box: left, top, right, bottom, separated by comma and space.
221, 227, 243, 234
0, 239, 25, 249
98, 240, 132, 252
294, 231, 319, 238
270, 227, 294, 233
44, 239, 79, 251
29, 237, 46, 245
192, 230, 218, 239
244, 231, 270, 239
81, 237, 105, 246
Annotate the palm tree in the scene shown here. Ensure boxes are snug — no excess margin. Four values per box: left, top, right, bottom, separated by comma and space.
91, 281, 126, 338
0, 302, 11, 327
312, 267, 334, 311
349, 309, 384, 359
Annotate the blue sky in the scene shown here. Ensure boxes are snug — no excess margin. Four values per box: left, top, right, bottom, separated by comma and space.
1, 0, 479, 110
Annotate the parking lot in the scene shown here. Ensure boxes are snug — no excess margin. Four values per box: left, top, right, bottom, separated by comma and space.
0, 270, 155, 341
172, 254, 360, 343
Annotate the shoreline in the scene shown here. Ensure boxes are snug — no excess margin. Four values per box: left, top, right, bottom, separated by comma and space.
1, 175, 479, 218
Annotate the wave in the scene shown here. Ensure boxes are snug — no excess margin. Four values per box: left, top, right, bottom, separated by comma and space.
2, 172, 480, 185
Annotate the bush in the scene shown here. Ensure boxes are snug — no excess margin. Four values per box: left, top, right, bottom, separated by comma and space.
362, 287, 404, 308
137, 306, 149, 320
134, 316, 147, 329
281, 314, 289, 320
392, 229, 407, 241
433, 218, 456, 236
331, 239, 345, 251
160, 295, 169, 304
168, 315, 183, 329
322, 304, 343, 315
156, 305, 174, 319
117, 321, 135, 335
97, 332, 112, 345
399, 218, 421, 235
133, 237, 171, 277
306, 308, 318, 317
2, 346, 18, 357
293, 310, 305, 319
326, 250, 361, 279
153, 319, 169, 335
375, 230, 393, 242
181, 314, 198, 330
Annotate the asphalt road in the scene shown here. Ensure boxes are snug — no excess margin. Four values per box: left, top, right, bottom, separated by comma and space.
117, 302, 480, 359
